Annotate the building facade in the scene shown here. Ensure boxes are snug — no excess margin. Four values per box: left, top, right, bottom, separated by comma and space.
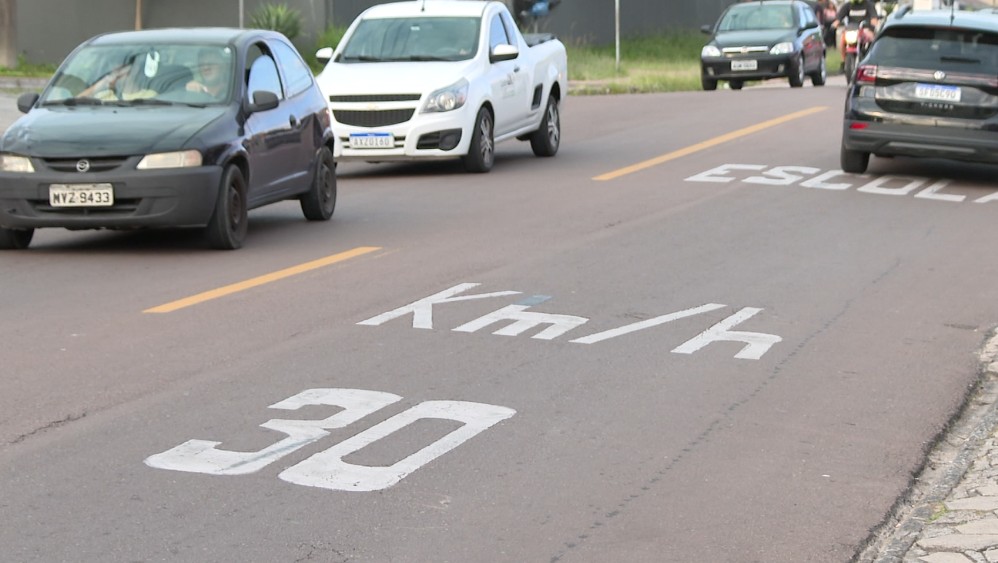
15, 0, 734, 65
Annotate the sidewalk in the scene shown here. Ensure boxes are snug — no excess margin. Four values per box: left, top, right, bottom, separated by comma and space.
859, 332, 998, 563
0, 75, 49, 92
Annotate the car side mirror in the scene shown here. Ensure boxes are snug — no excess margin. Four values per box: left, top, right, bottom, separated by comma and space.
16, 92, 39, 114
248, 90, 280, 113
315, 47, 334, 66
700, 24, 713, 35
490, 44, 519, 63
803, 20, 819, 31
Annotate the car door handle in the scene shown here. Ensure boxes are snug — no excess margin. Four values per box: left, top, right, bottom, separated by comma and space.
513, 66, 521, 73
289, 115, 300, 128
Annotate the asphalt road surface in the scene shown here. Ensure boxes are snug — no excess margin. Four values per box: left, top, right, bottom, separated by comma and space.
2, 80, 997, 562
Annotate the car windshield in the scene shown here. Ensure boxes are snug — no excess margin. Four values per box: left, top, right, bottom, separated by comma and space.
41, 43, 236, 106
338, 17, 480, 62
717, 4, 797, 31
868, 26, 998, 73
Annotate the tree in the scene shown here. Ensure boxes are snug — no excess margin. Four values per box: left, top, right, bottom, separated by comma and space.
0, 0, 16, 68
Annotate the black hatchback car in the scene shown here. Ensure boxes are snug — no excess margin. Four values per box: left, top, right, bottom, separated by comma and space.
700, 0, 827, 90
0, 27, 337, 250
841, 9, 998, 173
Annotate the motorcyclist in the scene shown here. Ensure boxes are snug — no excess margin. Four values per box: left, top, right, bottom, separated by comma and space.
832, 0, 879, 66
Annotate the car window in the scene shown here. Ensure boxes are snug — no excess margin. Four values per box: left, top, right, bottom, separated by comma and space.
489, 14, 511, 50
718, 4, 797, 31
246, 44, 284, 101
339, 17, 480, 62
869, 26, 998, 72
270, 40, 312, 98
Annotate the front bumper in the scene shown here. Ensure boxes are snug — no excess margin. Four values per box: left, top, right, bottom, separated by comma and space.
701, 53, 795, 82
330, 103, 474, 162
0, 156, 221, 230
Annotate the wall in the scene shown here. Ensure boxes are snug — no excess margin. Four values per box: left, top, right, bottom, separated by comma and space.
16, 0, 736, 65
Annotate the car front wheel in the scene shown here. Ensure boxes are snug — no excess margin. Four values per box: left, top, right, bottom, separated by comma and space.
0, 227, 33, 250
702, 76, 718, 91
463, 107, 495, 173
841, 145, 870, 174
205, 164, 248, 250
301, 146, 336, 221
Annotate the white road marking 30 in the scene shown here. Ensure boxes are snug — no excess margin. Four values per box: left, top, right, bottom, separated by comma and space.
145, 389, 515, 492
359, 284, 782, 360
686, 164, 998, 203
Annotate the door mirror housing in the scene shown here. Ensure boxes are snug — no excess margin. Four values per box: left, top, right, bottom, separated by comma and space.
16, 92, 39, 114
490, 44, 519, 63
248, 90, 280, 113
315, 47, 334, 66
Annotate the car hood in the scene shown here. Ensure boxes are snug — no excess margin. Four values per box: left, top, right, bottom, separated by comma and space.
1, 105, 228, 158
711, 30, 796, 49
317, 61, 477, 96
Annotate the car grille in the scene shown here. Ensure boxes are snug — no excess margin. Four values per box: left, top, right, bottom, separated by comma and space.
40, 157, 129, 173
329, 94, 421, 102
721, 46, 768, 56
876, 100, 998, 120
334, 109, 415, 127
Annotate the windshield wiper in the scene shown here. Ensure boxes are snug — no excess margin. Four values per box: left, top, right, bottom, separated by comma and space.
42, 97, 105, 106
107, 98, 175, 106
940, 56, 981, 64
340, 55, 390, 62
400, 55, 453, 62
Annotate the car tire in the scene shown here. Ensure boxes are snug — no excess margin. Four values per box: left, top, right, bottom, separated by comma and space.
729, 80, 744, 90
529, 96, 560, 158
844, 52, 857, 84
0, 227, 33, 250
463, 107, 494, 173
810, 55, 827, 86
702, 76, 718, 91
841, 145, 870, 174
301, 146, 337, 221
205, 164, 248, 250
789, 54, 805, 88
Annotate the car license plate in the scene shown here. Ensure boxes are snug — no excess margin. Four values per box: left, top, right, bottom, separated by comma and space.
915, 83, 961, 103
731, 60, 758, 71
349, 132, 394, 149
49, 183, 114, 207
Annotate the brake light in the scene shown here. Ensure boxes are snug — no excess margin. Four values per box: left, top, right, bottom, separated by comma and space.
849, 122, 869, 130
855, 65, 877, 85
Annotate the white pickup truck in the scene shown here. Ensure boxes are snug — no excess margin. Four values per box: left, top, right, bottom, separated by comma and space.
314, 0, 567, 173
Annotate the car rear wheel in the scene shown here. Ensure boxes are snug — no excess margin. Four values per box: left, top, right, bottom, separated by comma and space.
463, 107, 494, 173
810, 55, 827, 86
205, 164, 248, 250
529, 96, 560, 157
0, 227, 33, 250
702, 76, 718, 91
789, 54, 805, 88
529, 96, 560, 158
301, 146, 336, 221
729, 80, 743, 90
841, 145, 870, 174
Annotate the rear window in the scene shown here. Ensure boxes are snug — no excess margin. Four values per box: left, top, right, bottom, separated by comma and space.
869, 26, 998, 72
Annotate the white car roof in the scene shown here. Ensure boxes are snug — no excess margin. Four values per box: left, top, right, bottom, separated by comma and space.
360, 0, 493, 19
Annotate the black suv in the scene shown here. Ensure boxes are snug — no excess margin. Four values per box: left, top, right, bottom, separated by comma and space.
841, 9, 998, 173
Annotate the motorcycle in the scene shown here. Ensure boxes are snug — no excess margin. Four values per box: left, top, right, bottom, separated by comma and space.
843, 20, 874, 84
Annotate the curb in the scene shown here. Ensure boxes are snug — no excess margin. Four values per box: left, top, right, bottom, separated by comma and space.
855, 329, 998, 562
0, 76, 49, 92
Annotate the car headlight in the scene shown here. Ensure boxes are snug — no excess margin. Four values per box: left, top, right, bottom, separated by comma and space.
701, 45, 722, 58
770, 42, 794, 55
136, 150, 203, 170
0, 154, 34, 173
422, 79, 469, 113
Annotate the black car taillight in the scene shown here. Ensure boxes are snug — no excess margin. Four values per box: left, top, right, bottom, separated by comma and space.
855, 65, 877, 85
